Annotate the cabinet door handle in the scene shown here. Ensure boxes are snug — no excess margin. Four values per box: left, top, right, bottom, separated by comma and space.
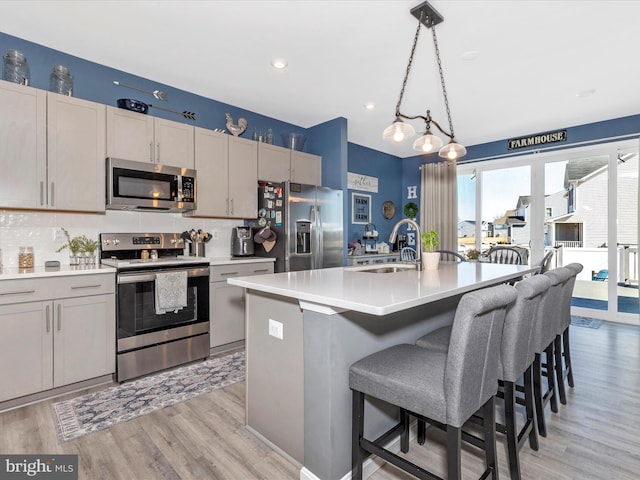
71, 284, 102, 290
149, 142, 154, 163
0, 289, 35, 296
40, 181, 44, 206
220, 271, 239, 276
253, 269, 269, 273
50, 182, 55, 207
46, 305, 51, 333
225, 198, 229, 215
230, 198, 234, 215
57, 303, 61, 331
157, 142, 160, 163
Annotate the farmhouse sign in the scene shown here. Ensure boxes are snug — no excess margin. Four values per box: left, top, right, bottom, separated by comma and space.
507, 129, 567, 150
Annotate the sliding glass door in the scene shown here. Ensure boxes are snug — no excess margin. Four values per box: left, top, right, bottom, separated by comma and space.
457, 139, 639, 324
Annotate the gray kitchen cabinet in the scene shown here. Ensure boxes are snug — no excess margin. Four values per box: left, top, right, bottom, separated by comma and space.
291, 150, 321, 185
228, 135, 258, 218
0, 80, 46, 209
47, 93, 106, 212
106, 106, 194, 169
209, 262, 274, 349
257, 142, 322, 186
0, 81, 105, 212
190, 127, 229, 217
0, 273, 115, 403
188, 129, 257, 218
257, 143, 291, 182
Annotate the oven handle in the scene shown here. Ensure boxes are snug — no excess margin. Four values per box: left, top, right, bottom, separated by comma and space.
117, 266, 210, 284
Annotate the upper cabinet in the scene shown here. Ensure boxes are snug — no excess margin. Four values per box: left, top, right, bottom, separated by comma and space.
0, 81, 105, 212
291, 151, 321, 185
189, 129, 257, 219
106, 106, 194, 169
0, 80, 46, 209
257, 142, 322, 186
47, 93, 106, 212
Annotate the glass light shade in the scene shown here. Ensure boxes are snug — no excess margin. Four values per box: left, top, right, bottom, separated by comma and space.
412, 132, 443, 153
382, 119, 416, 143
438, 141, 467, 161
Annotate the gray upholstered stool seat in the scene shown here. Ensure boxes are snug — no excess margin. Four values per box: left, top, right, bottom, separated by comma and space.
350, 284, 518, 480
415, 325, 451, 353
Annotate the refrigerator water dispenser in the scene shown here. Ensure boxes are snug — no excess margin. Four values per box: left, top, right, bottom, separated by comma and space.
296, 221, 311, 254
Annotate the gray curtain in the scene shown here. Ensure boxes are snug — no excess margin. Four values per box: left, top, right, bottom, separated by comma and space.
420, 162, 458, 252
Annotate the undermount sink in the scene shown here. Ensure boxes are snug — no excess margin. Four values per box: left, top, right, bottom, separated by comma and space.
350, 263, 418, 274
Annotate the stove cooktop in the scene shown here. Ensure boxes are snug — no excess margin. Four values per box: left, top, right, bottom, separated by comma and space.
101, 256, 209, 269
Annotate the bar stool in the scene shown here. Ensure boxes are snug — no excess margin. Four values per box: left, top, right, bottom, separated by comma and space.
415, 275, 551, 480
554, 263, 583, 404
534, 267, 573, 437
349, 284, 517, 480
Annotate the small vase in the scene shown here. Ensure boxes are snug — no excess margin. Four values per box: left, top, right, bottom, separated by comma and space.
422, 252, 440, 271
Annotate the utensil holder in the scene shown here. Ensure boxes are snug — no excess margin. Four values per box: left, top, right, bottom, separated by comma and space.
189, 242, 205, 257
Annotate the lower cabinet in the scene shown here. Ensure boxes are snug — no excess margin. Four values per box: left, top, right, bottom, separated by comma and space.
0, 274, 115, 403
210, 261, 274, 349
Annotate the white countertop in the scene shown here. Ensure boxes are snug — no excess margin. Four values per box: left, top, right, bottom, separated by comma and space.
228, 262, 537, 316
208, 256, 276, 266
0, 264, 116, 280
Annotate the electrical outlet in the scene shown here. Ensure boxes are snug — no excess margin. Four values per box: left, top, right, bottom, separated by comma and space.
53, 228, 65, 242
211, 230, 219, 240
268, 319, 283, 340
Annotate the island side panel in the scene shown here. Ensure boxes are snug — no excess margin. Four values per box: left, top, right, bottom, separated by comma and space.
303, 294, 462, 480
245, 290, 305, 464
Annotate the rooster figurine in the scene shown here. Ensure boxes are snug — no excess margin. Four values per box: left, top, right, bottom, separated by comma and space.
225, 113, 248, 137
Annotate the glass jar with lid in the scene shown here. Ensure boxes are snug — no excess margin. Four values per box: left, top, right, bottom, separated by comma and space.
18, 246, 34, 269
2, 49, 30, 85
49, 64, 74, 96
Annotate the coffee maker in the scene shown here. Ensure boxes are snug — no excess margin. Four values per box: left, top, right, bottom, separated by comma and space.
231, 227, 254, 257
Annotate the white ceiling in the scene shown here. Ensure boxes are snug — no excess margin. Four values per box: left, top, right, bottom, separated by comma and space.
1, 0, 639, 158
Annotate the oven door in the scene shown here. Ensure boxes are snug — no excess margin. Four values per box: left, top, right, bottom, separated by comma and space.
116, 265, 209, 353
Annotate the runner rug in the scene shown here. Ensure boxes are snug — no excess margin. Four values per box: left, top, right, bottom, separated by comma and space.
570, 316, 603, 329
51, 351, 245, 443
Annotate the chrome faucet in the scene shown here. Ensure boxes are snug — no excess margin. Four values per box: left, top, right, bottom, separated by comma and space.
389, 218, 422, 270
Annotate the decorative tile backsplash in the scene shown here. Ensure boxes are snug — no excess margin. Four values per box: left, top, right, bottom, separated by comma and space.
0, 209, 241, 267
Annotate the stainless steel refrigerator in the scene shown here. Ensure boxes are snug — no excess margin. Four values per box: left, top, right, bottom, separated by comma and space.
250, 181, 343, 272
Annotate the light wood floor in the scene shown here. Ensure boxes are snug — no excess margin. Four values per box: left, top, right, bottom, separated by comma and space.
2, 321, 639, 479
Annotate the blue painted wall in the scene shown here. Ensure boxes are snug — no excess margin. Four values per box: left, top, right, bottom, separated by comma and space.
0, 31, 317, 153
347, 143, 402, 250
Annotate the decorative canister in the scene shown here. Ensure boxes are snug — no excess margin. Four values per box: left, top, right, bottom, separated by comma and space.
18, 246, 34, 269
2, 49, 30, 85
49, 64, 73, 96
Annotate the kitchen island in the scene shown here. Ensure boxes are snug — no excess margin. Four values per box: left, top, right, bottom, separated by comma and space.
228, 262, 536, 480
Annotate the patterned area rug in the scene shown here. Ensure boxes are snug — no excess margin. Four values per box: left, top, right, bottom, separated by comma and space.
571, 316, 603, 329
51, 351, 245, 443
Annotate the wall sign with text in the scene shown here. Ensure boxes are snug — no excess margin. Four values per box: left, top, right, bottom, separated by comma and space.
347, 172, 379, 193
351, 192, 371, 224
507, 129, 567, 150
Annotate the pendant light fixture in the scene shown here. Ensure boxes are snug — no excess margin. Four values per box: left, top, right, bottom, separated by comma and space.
382, 1, 467, 161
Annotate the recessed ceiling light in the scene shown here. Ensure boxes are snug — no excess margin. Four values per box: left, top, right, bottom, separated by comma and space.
270, 58, 288, 70
576, 89, 596, 98
364, 102, 375, 110
461, 50, 479, 61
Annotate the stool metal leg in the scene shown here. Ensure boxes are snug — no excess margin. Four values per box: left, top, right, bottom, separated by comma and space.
352, 390, 366, 480
544, 344, 559, 413
533, 353, 547, 437
523, 365, 539, 451
504, 382, 520, 480
481, 396, 499, 480
554, 335, 567, 405
446, 426, 463, 480
400, 408, 409, 453
563, 327, 575, 387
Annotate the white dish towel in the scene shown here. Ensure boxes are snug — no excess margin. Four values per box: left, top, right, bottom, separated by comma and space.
155, 271, 188, 314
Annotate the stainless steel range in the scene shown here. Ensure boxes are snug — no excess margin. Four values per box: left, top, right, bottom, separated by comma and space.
100, 233, 210, 382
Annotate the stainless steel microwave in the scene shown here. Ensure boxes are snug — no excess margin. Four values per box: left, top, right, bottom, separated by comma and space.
106, 158, 197, 213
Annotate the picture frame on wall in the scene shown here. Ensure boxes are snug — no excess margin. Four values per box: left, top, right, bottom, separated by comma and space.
351, 192, 371, 224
